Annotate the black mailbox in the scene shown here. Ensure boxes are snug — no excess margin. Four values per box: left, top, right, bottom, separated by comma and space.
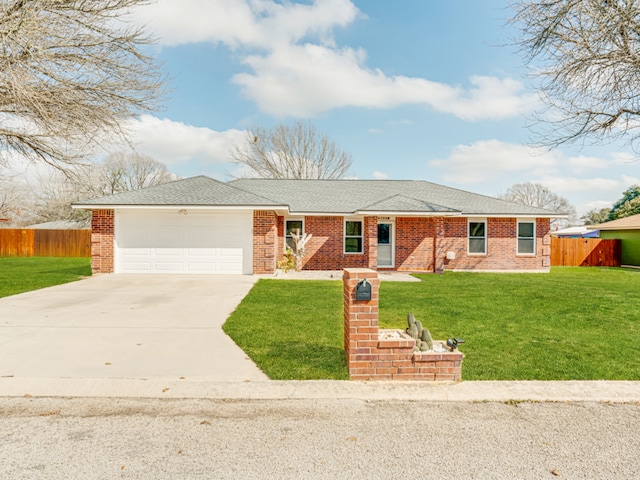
355, 279, 372, 301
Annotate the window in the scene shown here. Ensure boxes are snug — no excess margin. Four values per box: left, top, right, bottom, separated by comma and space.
285, 219, 303, 250
344, 220, 363, 253
468, 220, 486, 254
517, 221, 535, 255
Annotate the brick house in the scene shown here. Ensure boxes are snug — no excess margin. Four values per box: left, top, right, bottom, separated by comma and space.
73, 176, 562, 275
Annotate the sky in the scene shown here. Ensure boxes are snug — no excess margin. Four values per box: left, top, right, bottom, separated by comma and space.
17, 0, 640, 219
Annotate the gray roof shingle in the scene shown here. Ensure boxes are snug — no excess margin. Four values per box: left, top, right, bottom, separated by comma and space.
75, 176, 283, 207
229, 179, 560, 216
75, 176, 562, 217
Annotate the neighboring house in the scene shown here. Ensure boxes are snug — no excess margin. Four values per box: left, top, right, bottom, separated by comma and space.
586, 214, 640, 266
551, 226, 599, 238
73, 176, 561, 275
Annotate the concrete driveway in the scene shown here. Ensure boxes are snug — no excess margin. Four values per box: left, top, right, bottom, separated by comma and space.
0, 275, 267, 381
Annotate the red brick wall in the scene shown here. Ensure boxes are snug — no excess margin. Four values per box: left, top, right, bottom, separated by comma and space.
272, 215, 551, 272
442, 217, 551, 271
253, 211, 277, 274
298, 216, 376, 270
91, 209, 114, 274
343, 268, 463, 381
395, 217, 435, 272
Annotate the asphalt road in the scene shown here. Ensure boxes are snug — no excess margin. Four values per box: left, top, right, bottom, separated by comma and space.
1, 397, 638, 479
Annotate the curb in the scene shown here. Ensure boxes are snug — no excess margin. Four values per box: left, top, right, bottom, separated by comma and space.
2, 378, 640, 403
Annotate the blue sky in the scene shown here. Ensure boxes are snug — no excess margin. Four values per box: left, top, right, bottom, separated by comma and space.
116, 0, 640, 218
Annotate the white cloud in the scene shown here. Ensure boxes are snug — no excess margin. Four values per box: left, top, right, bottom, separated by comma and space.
134, 0, 359, 49
234, 44, 534, 118
567, 155, 609, 173
610, 152, 638, 165
576, 199, 616, 215
430, 140, 640, 192
134, 0, 533, 120
536, 176, 626, 193
121, 115, 246, 165
372, 171, 388, 179
429, 140, 558, 184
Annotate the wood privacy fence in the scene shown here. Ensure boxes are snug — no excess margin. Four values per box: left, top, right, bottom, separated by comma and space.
0, 229, 91, 258
550, 237, 621, 267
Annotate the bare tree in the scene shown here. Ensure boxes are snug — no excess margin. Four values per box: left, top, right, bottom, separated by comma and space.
0, 0, 164, 168
98, 152, 177, 194
31, 171, 92, 224
0, 171, 30, 224
230, 121, 352, 179
27, 152, 177, 224
511, 0, 640, 151
499, 182, 577, 227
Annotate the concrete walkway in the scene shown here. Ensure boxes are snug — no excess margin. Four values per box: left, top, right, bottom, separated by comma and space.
0, 274, 267, 382
258, 270, 421, 281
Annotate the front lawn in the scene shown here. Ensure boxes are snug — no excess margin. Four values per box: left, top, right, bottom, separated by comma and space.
0, 257, 91, 298
224, 267, 640, 380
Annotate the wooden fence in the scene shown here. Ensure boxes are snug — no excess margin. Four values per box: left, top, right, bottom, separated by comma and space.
550, 237, 621, 267
0, 229, 91, 258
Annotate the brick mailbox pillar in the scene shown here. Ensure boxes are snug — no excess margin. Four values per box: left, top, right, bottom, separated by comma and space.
343, 268, 463, 381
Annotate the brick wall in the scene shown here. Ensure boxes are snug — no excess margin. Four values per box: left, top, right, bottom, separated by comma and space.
442, 217, 551, 271
91, 209, 114, 274
394, 217, 435, 271
343, 268, 463, 381
271, 215, 551, 273
253, 211, 277, 274
298, 216, 376, 270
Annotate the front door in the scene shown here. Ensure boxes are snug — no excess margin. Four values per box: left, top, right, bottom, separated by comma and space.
377, 222, 393, 268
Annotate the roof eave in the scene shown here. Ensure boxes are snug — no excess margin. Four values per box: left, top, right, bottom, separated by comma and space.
465, 213, 566, 218
72, 204, 288, 211
587, 225, 640, 230
355, 210, 461, 216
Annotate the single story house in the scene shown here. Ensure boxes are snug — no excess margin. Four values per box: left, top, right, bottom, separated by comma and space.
587, 214, 640, 266
73, 176, 561, 275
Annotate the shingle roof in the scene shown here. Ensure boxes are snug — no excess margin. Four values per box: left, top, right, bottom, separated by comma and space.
359, 194, 457, 213
74, 176, 283, 207
74, 175, 561, 217
229, 179, 559, 216
587, 213, 640, 230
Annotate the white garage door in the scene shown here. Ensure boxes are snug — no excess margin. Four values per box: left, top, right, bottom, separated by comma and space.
115, 210, 253, 274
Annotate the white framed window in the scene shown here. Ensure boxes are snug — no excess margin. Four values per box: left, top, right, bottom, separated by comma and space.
285, 219, 304, 250
344, 219, 363, 254
517, 220, 536, 255
468, 219, 486, 255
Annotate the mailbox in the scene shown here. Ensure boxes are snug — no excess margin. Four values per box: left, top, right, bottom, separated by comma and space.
355, 278, 372, 301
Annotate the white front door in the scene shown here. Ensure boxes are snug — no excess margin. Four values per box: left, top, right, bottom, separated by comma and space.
377, 222, 394, 268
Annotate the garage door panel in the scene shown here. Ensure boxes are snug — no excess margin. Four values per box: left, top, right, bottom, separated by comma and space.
187, 262, 219, 273
155, 248, 184, 256
116, 211, 252, 274
154, 262, 187, 272
121, 261, 153, 273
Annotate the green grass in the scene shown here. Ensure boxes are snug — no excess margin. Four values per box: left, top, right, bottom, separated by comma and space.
224, 280, 349, 380
224, 267, 640, 380
0, 257, 91, 298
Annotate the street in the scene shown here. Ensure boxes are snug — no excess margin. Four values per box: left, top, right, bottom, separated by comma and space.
1, 397, 638, 479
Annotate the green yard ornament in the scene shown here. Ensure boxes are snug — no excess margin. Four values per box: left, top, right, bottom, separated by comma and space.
407, 312, 433, 352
